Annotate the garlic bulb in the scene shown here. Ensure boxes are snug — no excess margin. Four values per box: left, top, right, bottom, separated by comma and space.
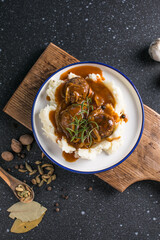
148, 38, 160, 62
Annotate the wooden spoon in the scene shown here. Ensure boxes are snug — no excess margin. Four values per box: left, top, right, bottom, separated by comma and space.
0, 167, 34, 203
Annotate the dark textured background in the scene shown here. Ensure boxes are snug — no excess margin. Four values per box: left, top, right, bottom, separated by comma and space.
0, 0, 160, 239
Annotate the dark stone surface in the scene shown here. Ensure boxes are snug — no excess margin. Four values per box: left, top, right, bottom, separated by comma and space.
0, 0, 160, 239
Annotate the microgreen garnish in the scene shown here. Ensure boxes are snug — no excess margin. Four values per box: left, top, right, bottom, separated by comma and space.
66, 98, 99, 147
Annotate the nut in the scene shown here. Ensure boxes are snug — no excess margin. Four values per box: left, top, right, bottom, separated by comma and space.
1, 151, 14, 161
19, 134, 33, 145
88, 187, 93, 191
11, 139, 22, 153
55, 208, 60, 212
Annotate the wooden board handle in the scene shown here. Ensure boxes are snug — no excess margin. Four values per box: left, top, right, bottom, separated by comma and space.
3, 43, 160, 192
96, 105, 160, 192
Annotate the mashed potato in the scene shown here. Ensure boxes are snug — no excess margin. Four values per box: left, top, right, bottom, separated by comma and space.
39, 73, 126, 160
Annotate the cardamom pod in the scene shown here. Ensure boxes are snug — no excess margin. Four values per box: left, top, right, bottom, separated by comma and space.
47, 177, 52, 185
41, 163, 53, 168
35, 175, 41, 184
29, 169, 37, 176
38, 165, 43, 175
18, 169, 27, 173
38, 180, 44, 187
25, 162, 33, 173
51, 174, 56, 181
35, 161, 42, 165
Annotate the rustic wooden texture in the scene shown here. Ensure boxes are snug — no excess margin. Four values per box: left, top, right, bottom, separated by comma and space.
3, 43, 160, 192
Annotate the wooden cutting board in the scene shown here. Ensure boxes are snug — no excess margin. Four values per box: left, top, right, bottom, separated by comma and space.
3, 43, 160, 192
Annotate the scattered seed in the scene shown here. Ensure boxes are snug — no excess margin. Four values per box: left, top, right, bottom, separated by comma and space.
25, 162, 33, 172
55, 203, 59, 207
31, 179, 37, 185
15, 187, 24, 192
25, 185, 31, 192
29, 169, 37, 176
41, 152, 45, 158
19, 164, 24, 169
51, 174, 56, 181
35, 175, 41, 184
20, 153, 25, 159
17, 153, 21, 157
26, 144, 31, 152
38, 165, 43, 175
47, 177, 52, 185
48, 169, 54, 175
55, 208, 60, 212
47, 186, 52, 191
1, 151, 14, 161
42, 174, 50, 179
7, 168, 11, 172
23, 180, 26, 183
14, 164, 19, 169
38, 180, 44, 187
45, 167, 54, 171
88, 187, 93, 191
43, 178, 48, 183
35, 161, 41, 165
18, 169, 27, 173
41, 163, 53, 168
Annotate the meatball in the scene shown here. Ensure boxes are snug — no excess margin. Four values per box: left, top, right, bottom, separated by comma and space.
89, 109, 115, 139
59, 104, 81, 137
64, 77, 89, 104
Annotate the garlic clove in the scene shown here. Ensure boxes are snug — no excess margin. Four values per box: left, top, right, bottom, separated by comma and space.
148, 38, 160, 62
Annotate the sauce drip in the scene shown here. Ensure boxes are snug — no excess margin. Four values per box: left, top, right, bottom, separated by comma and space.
46, 95, 51, 101
62, 151, 78, 162
60, 66, 105, 80
49, 110, 56, 127
107, 136, 121, 142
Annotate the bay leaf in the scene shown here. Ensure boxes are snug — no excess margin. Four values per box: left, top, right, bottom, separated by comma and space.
11, 213, 45, 233
7, 201, 47, 222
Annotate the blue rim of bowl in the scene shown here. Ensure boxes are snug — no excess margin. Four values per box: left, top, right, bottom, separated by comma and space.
31, 61, 144, 174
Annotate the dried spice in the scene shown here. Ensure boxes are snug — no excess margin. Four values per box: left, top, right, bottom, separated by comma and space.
38, 165, 44, 175
35, 175, 41, 184
25, 162, 33, 173
35, 161, 41, 165
29, 170, 37, 176
1, 151, 14, 161
10, 213, 45, 233
41, 152, 45, 158
26, 144, 31, 152
19, 134, 33, 145
7, 201, 47, 222
18, 169, 27, 173
31, 179, 36, 185
38, 180, 44, 187
15, 184, 31, 201
11, 139, 22, 153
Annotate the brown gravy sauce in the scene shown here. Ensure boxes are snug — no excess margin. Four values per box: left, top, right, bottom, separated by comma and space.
62, 151, 78, 162
60, 65, 105, 80
48, 66, 126, 162
46, 95, 51, 101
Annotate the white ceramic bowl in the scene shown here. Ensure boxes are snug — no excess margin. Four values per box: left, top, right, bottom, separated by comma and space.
32, 62, 144, 174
